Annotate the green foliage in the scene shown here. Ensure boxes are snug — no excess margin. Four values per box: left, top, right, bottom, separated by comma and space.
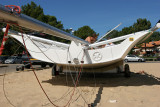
118, 26, 134, 36
21, 1, 44, 19
106, 30, 119, 39
0, 1, 160, 56
21, 2, 64, 30
0, 1, 66, 55
108, 18, 152, 39
21, 1, 67, 44
133, 18, 151, 32
74, 26, 98, 40
144, 32, 160, 43
2, 38, 24, 55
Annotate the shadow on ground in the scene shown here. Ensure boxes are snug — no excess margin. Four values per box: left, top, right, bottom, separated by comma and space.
42, 71, 160, 87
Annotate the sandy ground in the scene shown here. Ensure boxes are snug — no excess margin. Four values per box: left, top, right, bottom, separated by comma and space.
0, 63, 160, 107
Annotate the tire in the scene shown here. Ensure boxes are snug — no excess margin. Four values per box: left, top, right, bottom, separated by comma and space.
41, 63, 46, 68
124, 59, 128, 62
25, 64, 31, 69
49, 63, 53, 67
21, 66, 24, 71
138, 59, 142, 62
16, 66, 19, 71
124, 64, 130, 77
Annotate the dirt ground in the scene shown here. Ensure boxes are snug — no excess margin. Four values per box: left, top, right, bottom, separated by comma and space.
0, 63, 160, 107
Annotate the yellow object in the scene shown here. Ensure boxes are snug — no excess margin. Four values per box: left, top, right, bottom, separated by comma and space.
30, 59, 37, 60
129, 37, 134, 41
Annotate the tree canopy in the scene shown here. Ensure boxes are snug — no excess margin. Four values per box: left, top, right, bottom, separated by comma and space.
21, 1, 64, 30
108, 18, 152, 39
0, 1, 66, 55
0, 1, 160, 55
74, 26, 98, 40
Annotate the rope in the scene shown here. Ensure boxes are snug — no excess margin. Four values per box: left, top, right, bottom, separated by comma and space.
65, 55, 85, 106
18, 24, 87, 107
17, 26, 64, 107
67, 50, 89, 105
3, 21, 92, 106
2, 36, 24, 107
2, 67, 16, 107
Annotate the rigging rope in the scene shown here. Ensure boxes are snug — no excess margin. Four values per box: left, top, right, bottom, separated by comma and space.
18, 23, 88, 107
2, 39, 24, 107
2, 21, 96, 106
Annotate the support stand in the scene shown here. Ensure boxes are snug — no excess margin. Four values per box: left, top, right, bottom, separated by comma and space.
0, 24, 10, 55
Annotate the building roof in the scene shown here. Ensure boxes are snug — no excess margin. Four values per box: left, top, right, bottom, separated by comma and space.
141, 40, 160, 48
141, 43, 154, 48
153, 40, 160, 45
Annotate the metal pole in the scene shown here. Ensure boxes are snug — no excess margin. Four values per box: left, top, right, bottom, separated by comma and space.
0, 24, 10, 55
95, 23, 122, 43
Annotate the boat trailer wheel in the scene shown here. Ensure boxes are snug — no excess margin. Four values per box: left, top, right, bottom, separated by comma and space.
124, 64, 131, 77
16, 65, 24, 71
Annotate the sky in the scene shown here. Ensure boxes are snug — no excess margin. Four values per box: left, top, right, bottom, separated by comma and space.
1, 0, 160, 37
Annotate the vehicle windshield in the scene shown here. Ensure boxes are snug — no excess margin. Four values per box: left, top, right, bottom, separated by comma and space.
0, 56, 8, 60
22, 55, 32, 58
128, 55, 136, 57
8, 56, 16, 59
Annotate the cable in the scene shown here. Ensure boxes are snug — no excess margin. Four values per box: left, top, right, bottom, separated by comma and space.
24, 35, 67, 53
67, 50, 89, 105
3, 21, 91, 107
51, 49, 73, 103
18, 26, 64, 107
2, 67, 16, 107
21, 29, 84, 106
2, 36, 24, 107
29, 38, 56, 63
19, 24, 87, 107
64, 59, 84, 106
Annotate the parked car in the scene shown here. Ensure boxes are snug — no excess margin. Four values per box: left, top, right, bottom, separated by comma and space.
0, 56, 9, 64
5, 56, 22, 64
124, 55, 145, 62
21, 54, 53, 68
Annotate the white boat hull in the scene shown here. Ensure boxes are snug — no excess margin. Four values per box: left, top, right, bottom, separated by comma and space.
6, 29, 152, 69
0, 4, 159, 72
